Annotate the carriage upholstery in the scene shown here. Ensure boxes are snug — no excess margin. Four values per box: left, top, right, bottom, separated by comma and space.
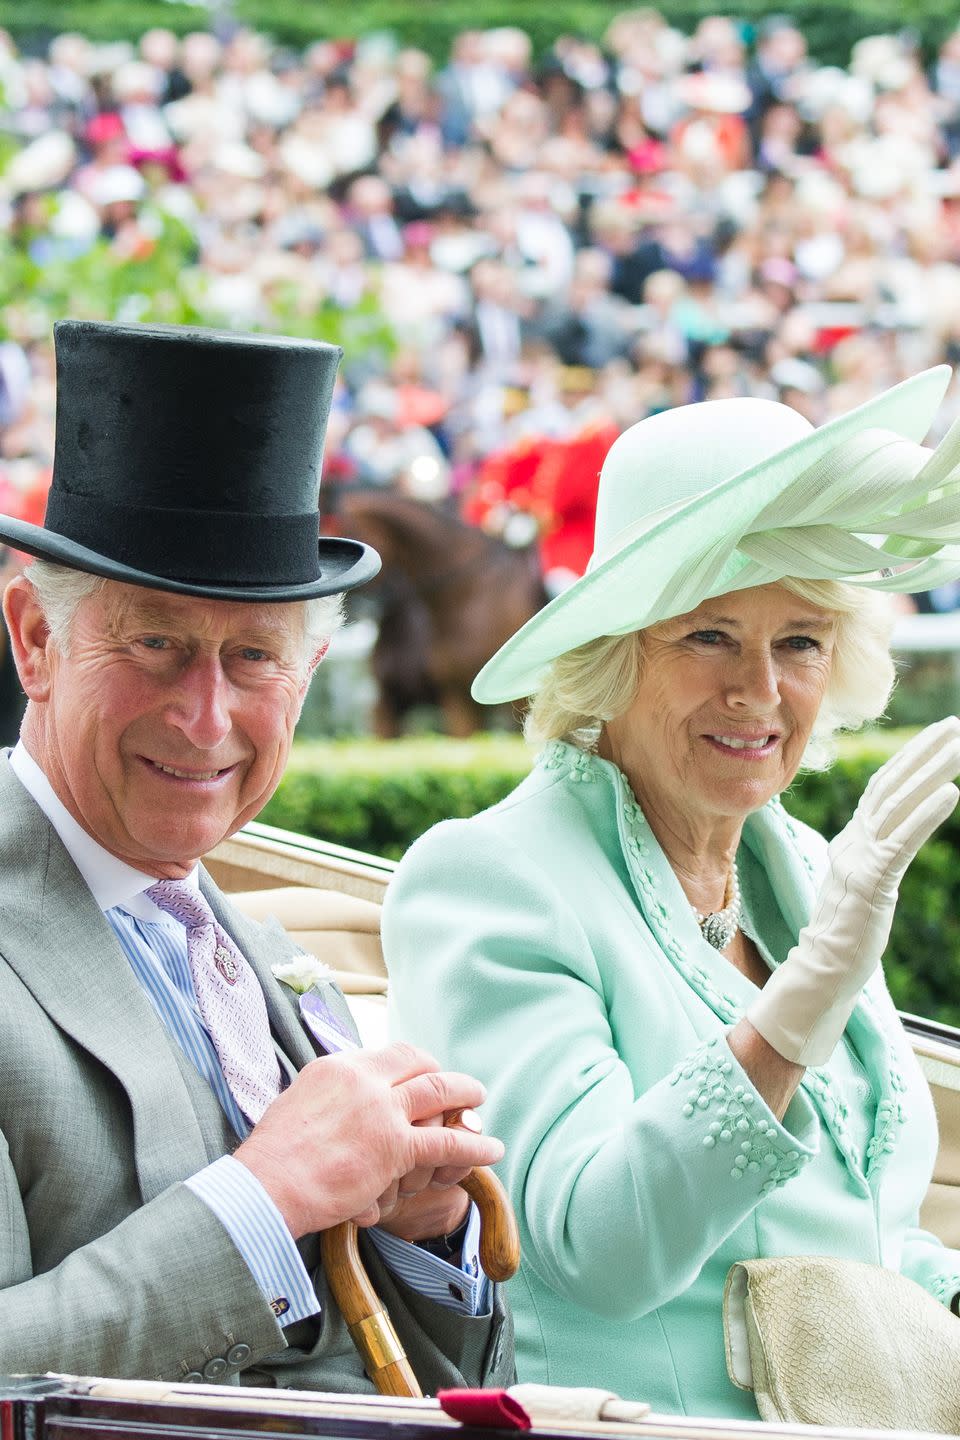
227, 879, 960, 1252
230, 885, 390, 1051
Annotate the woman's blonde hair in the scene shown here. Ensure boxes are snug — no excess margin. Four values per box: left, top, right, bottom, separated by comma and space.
523, 578, 896, 771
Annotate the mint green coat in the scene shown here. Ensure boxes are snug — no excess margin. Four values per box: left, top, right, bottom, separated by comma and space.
383, 741, 960, 1418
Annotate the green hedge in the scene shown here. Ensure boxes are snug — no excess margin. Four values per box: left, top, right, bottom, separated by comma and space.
2, 0, 957, 71
262, 729, 960, 1027
263, 735, 530, 860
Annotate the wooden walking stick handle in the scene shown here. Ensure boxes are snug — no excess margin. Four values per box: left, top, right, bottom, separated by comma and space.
458, 1162, 521, 1282
321, 1115, 521, 1397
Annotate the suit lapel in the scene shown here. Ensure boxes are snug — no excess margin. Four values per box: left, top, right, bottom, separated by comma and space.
0, 761, 212, 1201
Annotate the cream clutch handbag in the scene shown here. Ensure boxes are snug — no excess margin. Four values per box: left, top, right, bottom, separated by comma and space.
723, 1256, 960, 1431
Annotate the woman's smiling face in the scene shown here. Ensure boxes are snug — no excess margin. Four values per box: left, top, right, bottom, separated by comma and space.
609, 583, 838, 827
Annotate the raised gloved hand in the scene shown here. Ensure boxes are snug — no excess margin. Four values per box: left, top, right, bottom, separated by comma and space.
748, 716, 960, 1067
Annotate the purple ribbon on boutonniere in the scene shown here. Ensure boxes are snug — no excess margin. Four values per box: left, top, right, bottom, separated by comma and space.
298, 987, 361, 1054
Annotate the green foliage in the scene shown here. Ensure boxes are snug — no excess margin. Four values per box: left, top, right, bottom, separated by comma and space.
264, 729, 960, 1027
0, 2, 212, 43
0, 0, 956, 69
0, 210, 397, 355
253, 283, 397, 359
0, 213, 206, 335
262, 735, 531, 860
233, 0, 956, 67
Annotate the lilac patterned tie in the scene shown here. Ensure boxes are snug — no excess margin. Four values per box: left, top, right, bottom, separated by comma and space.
146, 879, 282, 1124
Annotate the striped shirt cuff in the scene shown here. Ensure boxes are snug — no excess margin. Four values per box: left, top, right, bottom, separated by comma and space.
367, 1204, 492, 1316
185, 1156, 319, 1327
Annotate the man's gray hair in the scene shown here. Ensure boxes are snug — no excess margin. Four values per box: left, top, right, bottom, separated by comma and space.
25, 559, 343, 680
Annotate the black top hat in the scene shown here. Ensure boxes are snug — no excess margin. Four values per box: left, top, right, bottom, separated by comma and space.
0, 319, 380, 600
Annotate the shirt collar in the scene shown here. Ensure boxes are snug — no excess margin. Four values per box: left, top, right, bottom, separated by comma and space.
9, 741, 200, 919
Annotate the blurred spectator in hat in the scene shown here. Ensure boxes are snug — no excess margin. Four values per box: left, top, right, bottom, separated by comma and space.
484, 173, 576, 301
465, 256, 535, 380
770, 354, 827, 422
109, 60, 171, 150
485, 27, 533, 91
11, 59, 62, 140
316, 226, 372, 309
307, 73, 378, 180
177, 29, 222, 94
589, 202, 666, 305
486, 88, 551, 170
74, 110, 127, 201
346, 173, 404, 261
757, 254, 800, 312
746, 18, 810, 132
425, 190, 485, 254
521, 173, 578, 289
436, 29, 516, 147
756, 101, 806, 174
164, 33, 246, 147
86, 163, 146, 240
536, 246, 634, 367
385, 128, 465, 221
5, 129, 77, 205
691, 13, 749, 77
138, 27, 189, 104
129, 143, 188, 189
221, 28, 301, 132
378, 48, 439, 150
670, 72, 753, 177
378, 221, 469, 340
639, 267, 691, 360
46, 31, 96, 119
932, 27, 960, 159
697, 338, 760, 398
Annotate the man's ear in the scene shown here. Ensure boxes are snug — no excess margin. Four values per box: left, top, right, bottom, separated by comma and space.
2, 575, 54, 702
297, 639, 330, 704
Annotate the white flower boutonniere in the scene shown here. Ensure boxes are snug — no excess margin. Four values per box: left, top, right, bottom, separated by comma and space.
272, 954, 360, 1055
271, 954, 333, 995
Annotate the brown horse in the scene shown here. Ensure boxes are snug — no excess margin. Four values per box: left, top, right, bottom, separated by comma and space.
330, 489, 547, 737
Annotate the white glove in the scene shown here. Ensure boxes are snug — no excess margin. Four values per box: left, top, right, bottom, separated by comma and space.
748, 716, 960, 1067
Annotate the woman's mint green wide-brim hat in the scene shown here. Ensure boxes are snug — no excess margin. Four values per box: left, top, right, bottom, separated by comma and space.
473, 366, 960, 704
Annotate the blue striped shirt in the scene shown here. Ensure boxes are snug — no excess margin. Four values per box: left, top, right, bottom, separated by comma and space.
105, 903, 318, 1326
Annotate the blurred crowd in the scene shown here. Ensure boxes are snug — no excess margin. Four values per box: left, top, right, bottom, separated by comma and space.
4, 12, 960, 606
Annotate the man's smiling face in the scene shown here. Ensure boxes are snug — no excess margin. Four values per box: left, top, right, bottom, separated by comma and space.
17, 579, 307, 878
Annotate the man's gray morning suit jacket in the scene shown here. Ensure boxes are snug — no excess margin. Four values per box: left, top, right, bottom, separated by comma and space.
0, 755, 513, 1389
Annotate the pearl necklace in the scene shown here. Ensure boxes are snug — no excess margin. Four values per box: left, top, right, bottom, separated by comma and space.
692, 861, 742, 950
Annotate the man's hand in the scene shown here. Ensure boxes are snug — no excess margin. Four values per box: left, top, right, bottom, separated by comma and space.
375, 1181, 472, 1243
372, 1108, 484, 1242
234, 1043, 504, 1240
